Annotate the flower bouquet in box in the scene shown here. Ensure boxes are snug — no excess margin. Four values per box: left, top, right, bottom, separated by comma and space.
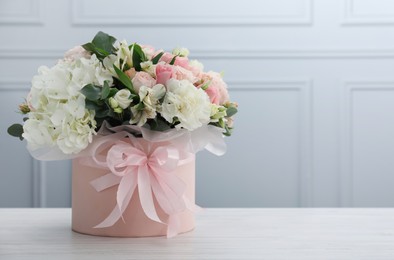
8, 31, 237, 238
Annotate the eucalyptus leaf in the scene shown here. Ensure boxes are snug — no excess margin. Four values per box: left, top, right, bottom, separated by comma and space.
91, 31, 116, 54
101, 81, 110, 99
7, 123, 24, 140
80, 84, 102, 101
226, 107, 238, 117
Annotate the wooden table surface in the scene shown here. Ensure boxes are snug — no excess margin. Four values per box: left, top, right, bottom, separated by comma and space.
1, 208, 394, 259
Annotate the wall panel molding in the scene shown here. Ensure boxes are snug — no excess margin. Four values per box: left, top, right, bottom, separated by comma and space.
342, 0, 394, 25
229, 79, 313, 206
71, 0, 312, 26
340, 80, 394, 206
5, 48, 394, 60
0, 79, 30, 91
0, 0, 43, 25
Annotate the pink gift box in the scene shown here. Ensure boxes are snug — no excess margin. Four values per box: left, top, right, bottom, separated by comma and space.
71, 153, 196, 237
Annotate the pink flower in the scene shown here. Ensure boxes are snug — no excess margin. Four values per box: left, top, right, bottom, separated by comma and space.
141, 45, 155, 60
131, 71, 156, 92
172, 66, 197, 83
155, 63, 173, 85
159, 52, 174, 63
174, 57, 189, 68
125, 68, 136, 78
205, 85, 220, 104
200, 72, 230, 105
64, 46, 90, 61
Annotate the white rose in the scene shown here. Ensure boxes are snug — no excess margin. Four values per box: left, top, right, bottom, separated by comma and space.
114, 89, 133, 109
160, 79, 211, 131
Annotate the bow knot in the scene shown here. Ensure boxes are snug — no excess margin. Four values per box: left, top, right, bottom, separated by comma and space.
89, 136, 189, 237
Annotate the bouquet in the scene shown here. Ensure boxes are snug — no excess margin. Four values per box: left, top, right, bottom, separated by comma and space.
7, 32, 237, 237
8, 31, 237, 156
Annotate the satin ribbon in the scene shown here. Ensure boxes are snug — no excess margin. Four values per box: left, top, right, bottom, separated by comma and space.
89, 134, 194, 238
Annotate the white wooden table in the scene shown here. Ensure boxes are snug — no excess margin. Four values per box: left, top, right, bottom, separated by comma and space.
1, 208, 394, 259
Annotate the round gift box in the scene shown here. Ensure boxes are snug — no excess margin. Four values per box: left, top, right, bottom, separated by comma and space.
71, 143, 196, 237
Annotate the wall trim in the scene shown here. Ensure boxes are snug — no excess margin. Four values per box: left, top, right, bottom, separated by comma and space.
229, 79, 314, 207
0, 79, 31, 91
32, 159, 46, 208
0, 0, 43, 25
342, 0, 394, 25
71, 0, 312, 26
340, 80, 394, 206
4, 49, 394, 59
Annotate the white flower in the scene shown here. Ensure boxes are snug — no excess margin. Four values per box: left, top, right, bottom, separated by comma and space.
130, 84, 166, 126
114, 89, 133, 109
23, 116, 56, 150
23, 54, 111, 154
56, 108, 97, 154
160, 79, 211, 131
140, 61, 155, 77
116, 40, 133, 70
172, 47, 189, 57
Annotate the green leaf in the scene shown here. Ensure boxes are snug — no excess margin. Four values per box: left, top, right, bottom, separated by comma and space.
101, 81, 110, 99
81, 43, 108, 60
148, 116, 171, 131
134, 102, 145, 111
80, 84, 102, 101
113, 65, 135, 94
82, 31, 116, 60
151, 52, 164, 64
226, 107, 238, 117
131, 43, 147, 71
91, 31, 117, 54
108, 88, 118, 97
7, 123, 24, 140
82, 42, 96, 53
169, 55, 177, 65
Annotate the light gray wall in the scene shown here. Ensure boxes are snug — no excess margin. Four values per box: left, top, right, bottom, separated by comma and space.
2, 0, 394, 208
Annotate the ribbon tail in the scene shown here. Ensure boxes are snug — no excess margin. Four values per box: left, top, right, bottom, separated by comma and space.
90, 173, 122, 192
117, 172, 137, 213
183, 195, 202, 213
94, 174, 136, 228
167, 214, 180, 238
138, 165, 163, 224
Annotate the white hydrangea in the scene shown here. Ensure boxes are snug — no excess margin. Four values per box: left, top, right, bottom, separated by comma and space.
160, 79, 211, 131
23, 54, 112, 154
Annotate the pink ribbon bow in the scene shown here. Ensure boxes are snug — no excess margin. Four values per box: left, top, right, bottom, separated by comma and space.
89, 136, 194, 238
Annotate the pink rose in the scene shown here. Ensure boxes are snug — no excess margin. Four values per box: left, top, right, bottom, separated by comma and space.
131, 71, 156, 92
173, 66, 197, 83
125, 68, 136, 79
155, 63, 173, 85
200, 72, 229, 105
159, 52, 174, 63
174, 57, 189, 68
